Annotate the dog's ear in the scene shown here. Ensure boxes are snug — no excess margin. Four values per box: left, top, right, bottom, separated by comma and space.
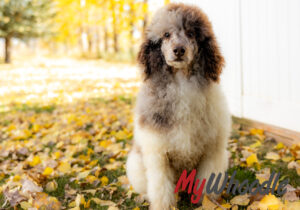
197, 36, 224, 82
183, 8, 225, 82
137, 39, 164, 79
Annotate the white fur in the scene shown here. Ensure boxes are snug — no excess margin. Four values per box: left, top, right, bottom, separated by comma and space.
126, 71, 231, 209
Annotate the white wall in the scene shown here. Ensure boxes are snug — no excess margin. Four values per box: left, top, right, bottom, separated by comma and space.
174, 0, 300, 132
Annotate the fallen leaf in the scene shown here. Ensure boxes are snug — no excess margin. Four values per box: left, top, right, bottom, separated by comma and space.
45, 180, 58, 192
230, 194, 250, 206
246, 154, 258, 167
29, 156, 41, 167
265, 152, 280, 160
202, 195, 217, 209
250, 140, 262, 149
91, 198, 116, 206
42, 167, 53, 176
100, 176, 109, 186
57, 162, 71, 173
274, 142, 285, 150
21, 179, 43, 193
258, 194, 282, 210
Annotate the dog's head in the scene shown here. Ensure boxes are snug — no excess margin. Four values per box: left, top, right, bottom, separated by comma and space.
138, 3, 224, 82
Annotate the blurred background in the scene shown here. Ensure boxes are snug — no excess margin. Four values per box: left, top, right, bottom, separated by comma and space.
1, 0, 300, 134
0, 1, 300, 209
0, 0, 169, 63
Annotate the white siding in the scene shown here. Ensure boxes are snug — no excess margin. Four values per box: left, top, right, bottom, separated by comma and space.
174, 0, 300, 132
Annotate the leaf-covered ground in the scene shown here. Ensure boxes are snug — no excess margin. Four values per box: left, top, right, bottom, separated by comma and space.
0, 59, 299, 209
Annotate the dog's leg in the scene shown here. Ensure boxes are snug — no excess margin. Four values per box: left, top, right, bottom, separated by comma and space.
126, 146, 147, 196
135, 128, 176, 210
195, 141, 229, 201
143, 151, 176, 210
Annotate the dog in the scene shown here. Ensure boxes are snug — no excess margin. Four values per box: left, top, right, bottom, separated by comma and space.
126, 3, 231, 209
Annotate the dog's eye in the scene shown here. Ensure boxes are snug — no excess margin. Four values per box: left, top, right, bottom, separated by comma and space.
187, 31, 194, 38
164, 32, 170, 38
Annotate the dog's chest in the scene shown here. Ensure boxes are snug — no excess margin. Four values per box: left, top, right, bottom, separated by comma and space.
164, 74, 209, 173
170, 73, 207, 126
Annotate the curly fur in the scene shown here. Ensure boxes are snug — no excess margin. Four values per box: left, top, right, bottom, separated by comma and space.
126, 3, 231, 209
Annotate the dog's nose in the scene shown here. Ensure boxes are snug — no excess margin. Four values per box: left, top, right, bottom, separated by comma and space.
173, 46, 185, 57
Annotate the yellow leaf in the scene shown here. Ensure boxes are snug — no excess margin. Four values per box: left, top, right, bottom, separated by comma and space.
274, 142, 285, 150
230, 194, 250, 206
86, 175, 98, 184
78, 154, 90, 162
259, 194, 282, 209
54, 151, 61, 159
20, 201, 32, 209
33, 192, 61, 210
33, 124, 40, 133
265, 152, 280, 161
202, 195, 217, 209
68, 201, 76, 208
46, 181, 58, 192
250, 140, 262, 148
7, 124, 16, 131
222, 203, 231, 209
84, 199, 91, 208
90, 198, 116, 206
87, 148, 94, 156
0, 173, 5, 181
78, 171, 90, 179
250, 128, 264, 135
58, 162, 71, 173
99, 140, 112, 148
246, 154, 258, 167
100, 176, 109, 186
164, 0, 170, 5
115, 130, 127, 140
282, 156, 293, 162
88, 159, 98, 167
133, 207, 140, 210
29, 156, 41, 167
284, 200, 300, 209
13, 175, 21, 182
43, 167, 53, 176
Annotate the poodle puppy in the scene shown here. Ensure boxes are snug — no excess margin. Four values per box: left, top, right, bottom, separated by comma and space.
126, 3, 231, 209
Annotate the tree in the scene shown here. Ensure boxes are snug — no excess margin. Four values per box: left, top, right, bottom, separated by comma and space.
0, 0, 55, 63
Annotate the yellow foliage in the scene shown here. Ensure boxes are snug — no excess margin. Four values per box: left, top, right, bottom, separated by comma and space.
29, 156, 41, 167
57, 162, 71, 173
43, 167, 54, 176
259, 194, 282, 209
246, 154, 258, 167
100, 176, 109, 186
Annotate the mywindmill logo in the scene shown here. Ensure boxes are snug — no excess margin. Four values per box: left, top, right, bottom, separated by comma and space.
174, 169, 289, 203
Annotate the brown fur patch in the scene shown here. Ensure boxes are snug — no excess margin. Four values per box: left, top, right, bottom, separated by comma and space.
167, 150, 203, 182
139, 100, 175, 132
138, 3, 224, 82
136, 3, 224, 132
168, 3, 224, 82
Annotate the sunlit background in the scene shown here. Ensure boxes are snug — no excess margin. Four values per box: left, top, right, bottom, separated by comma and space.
0, 0, 167, 62
0, 0, 300, 209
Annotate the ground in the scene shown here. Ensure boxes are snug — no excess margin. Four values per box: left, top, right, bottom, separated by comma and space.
0, 58, 299, 209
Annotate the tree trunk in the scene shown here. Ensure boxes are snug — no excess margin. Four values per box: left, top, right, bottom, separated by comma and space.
96, 27, 101, 57
113, 31, 118, 53
87, 28, 93, 54
111, 1, 119, 53
4, 36, 11, 63
104, 26, 108, 53
129, 0, 134, 57
142, 0, 148, 36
